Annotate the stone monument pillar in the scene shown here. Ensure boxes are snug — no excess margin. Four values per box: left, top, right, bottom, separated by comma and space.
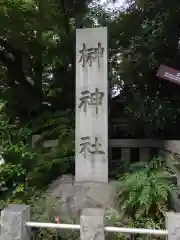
75, 27, 108, 183
49, 28, 115, 219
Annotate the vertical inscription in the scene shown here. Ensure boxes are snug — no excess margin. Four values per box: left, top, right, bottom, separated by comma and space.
78, 88, 104, 115
79, 136, 105, 158
79, 42, 104, 68
76, 28, 108, 182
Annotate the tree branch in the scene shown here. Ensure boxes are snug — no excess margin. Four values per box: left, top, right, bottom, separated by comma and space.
60, 0, 70, 35
0, 38, 34, 87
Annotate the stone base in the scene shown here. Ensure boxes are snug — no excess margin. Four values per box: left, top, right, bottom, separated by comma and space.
47, 175, 118, 222
170, 190, 180, 212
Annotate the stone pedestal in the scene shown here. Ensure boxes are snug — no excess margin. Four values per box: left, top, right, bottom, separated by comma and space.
72, 182, 117, 210
166, 212, 180, 239
80, 208, 105, 240
49, 175, 118, 221
48, 28, 110, 226
0, 204, 30, 240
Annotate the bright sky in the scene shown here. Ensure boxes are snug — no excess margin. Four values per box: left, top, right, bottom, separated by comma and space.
101, 0, 125, 8
100, 0, 124, 97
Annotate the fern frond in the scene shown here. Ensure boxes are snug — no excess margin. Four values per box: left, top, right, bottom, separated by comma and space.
117, 156, 172, 226
139, 181, 152, 214
135, 208, 145, 220
156, 202, 167, 216
153, 181, 168, 200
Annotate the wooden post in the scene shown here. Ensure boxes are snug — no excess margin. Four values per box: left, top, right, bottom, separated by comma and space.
139, 148, 150, 162
121, 148, 131, 172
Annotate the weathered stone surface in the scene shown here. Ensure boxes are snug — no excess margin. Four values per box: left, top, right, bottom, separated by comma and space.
169, 191, 180, 213
48, 175, 118, 221
49, 174, 74, 197
80, 208, 105, 240
166, 212, 180, 239
75, 27, 108, 183
75, 182, 116, 207
164, 141, 180, 154
0, 204, 30, 240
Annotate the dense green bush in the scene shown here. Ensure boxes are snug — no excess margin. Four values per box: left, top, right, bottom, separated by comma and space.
0, 109, 74, 211
110, 157, 175, 239
118, 158, 174, 225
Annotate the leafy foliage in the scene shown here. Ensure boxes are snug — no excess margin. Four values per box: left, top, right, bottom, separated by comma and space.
109, 0, 180, 138
104, 158, 174, 240
0, 1, 180, 240
0, 107, 74, 211
26, 191, 79, 240
117, 158, 174, 226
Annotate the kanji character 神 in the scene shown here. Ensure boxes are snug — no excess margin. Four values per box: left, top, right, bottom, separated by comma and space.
78, 88, 104, 114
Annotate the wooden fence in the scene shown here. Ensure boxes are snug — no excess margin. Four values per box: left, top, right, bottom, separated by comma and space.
109, 139, 163, 171
32, 135, 180, 171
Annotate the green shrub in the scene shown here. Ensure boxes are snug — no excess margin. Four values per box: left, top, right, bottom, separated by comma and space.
117, 158, 174, 224
108, 157, 176, 239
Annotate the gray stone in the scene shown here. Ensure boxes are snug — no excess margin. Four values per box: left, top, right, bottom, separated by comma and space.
80, 208, 105, 240
73, 182, 116, 212
49, 175, 74, 198
166, 212, 180, 239
0, 204, 30, 240
75, 27, 108, 183
73, 183, 89, 210
169, 191, 180, 213
83, 182, 116, 207
47, 177, 118, 221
